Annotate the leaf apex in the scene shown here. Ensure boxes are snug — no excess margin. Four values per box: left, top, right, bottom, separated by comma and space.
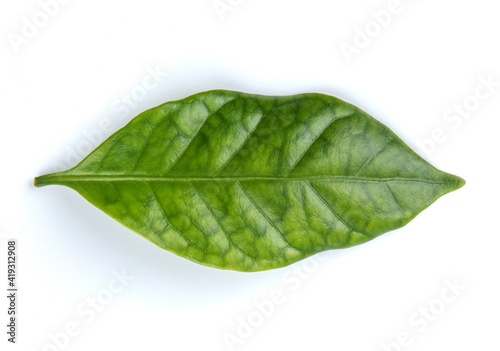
444, 172, 466, 193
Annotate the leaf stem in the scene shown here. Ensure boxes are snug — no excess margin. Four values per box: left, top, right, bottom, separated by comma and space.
33, 173, 63, 187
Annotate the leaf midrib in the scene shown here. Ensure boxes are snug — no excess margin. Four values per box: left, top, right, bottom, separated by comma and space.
34, 174, 453, 186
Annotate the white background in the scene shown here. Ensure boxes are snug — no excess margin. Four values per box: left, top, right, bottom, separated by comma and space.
1, 0, 499, 350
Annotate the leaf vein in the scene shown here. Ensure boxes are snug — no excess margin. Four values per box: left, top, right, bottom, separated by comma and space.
213, 98, 315, 177
304, 180, 355, 233
129, 121, 157, 173
212, 106, 265, 176
286, 103, 354, 175
189, 182, 256, 259
236, 181, 299, 252
145, 182, 207, 252
95, 133, 129, 172
385, 183, 404, 218
354, 139, 392, 176
40, 174, 455, 185
162, 99, 235, 176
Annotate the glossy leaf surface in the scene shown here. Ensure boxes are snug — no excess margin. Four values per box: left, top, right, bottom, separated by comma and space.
35, 90, 464, 271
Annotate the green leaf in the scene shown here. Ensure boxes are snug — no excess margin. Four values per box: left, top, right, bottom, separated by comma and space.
34, 90, 465, 271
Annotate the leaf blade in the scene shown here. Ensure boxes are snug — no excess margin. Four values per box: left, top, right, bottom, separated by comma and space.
34, 90, 465, 271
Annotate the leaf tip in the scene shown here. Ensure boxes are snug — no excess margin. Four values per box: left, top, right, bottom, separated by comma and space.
446, 173, 466, 192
